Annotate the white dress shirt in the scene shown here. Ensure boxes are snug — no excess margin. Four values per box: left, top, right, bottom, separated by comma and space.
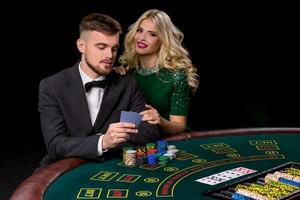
79, 63, 106, 156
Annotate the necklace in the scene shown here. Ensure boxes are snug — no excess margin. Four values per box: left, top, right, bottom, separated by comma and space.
136, 66, 159, 76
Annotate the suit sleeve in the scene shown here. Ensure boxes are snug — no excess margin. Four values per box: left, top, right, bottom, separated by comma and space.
38, 79, 101, 162
127, 76, 161, 145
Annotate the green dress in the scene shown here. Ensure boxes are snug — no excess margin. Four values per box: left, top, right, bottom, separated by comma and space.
133, 67, 190, 121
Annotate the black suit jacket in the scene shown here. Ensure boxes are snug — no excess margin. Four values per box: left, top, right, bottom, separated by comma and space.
38, 62, 160, 166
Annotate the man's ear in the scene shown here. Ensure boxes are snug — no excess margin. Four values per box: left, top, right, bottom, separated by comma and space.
76, 39, 85, 53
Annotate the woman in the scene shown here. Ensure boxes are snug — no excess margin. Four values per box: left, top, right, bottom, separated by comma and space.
118, 9, 199, 135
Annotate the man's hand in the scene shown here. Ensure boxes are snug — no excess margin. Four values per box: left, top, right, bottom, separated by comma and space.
102, 122, 137, 150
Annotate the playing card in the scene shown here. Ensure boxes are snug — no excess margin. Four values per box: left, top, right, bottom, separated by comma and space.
120, 111, 143, 127
231, 167, 257, 175
195, 167, 257, 185
196, 175, 225, 185
215, 171, 239, 179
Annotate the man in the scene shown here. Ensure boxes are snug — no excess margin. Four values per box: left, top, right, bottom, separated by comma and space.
38, 13, 160, 166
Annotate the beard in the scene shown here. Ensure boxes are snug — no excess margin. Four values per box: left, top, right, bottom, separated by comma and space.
85, 57, 112, 76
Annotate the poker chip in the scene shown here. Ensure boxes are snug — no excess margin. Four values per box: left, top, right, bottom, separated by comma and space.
285, 167, 300, 177
278, 177, 300, 187
232, 171, 300, 200
147, 148, 157, 155
275, 171, 300, 183
231, 192, 253, 200
266, 179, 299, 193
163, 153, 176, 159
146, 143, 156, 150
147, 154, 157, 165
206, 163, 300, 200
168, 145, 176, 150
158, 155, 169, 161
157, 140, 168, 154
167, 149, 178, 155
136, 156, 147, 165
122, 142, 178, 166
123, 149, 136, 166
158, 155, 169, 165
266, 172, 300, 187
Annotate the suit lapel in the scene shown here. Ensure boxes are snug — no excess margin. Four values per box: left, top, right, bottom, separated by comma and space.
66, 65, 93, 133
93, 73, 119, 132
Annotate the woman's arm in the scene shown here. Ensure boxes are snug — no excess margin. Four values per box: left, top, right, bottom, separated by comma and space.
160, 115, 186, 134
140, 104, 187, 135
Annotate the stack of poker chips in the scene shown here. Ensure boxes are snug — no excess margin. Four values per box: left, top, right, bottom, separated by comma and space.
146, 143, 158, 165
122, 140, 179, 166
286, 167, 300, 177
163, 144, 178, 160
230, 167, 300, 200
122, 146, 132, 161
156, 140, 168, 165
265, 171, 300, 187
146, 140, 179, 165
234, 183, 290, 200
136, 146, 147, 165
158, 155, 169, 165
157, 140, 168, 156
123, 146, 137, 166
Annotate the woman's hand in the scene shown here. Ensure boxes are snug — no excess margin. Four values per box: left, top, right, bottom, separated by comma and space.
140, 104, 187, 134
140, 104, 161, 125
113, 66, 129, 75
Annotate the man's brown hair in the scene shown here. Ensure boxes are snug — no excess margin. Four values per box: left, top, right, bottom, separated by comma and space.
79, 13, 122, 35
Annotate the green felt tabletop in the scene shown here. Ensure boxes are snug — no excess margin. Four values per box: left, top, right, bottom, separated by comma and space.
44, 134, 300, 200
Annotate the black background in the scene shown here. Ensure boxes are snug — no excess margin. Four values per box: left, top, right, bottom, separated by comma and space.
1, 1, 299, 199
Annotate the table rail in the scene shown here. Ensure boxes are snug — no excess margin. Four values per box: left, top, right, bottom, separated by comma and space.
165, 127, 300, 141
9, 157, 85, 200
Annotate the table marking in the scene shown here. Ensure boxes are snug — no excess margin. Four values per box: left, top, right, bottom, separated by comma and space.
90, 171, 119, 181
77, 188, 102, 199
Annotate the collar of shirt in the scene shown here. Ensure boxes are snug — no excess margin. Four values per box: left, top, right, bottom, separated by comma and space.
78, 62, 106, 87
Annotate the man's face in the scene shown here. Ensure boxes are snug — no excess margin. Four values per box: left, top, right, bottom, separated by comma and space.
78, 31, 119, 77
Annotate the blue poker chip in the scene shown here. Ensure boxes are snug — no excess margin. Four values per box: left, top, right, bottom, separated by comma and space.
147, 154, 157, 165
279, 177, 300, 187
231, 192, 253, 200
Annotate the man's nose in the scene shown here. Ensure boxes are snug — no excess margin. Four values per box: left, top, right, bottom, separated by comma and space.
105, 49, 113, 59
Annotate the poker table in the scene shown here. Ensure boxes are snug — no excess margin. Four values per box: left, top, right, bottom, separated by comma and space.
10, 128, 300, 200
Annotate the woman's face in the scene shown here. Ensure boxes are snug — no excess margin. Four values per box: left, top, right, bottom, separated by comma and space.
134, 19, 162, 56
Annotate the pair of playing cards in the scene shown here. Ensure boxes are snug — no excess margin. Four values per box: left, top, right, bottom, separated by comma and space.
196, 167, 257, 185
120, 111, 143, 127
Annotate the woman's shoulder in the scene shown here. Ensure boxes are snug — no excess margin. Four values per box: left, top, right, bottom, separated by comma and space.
160, 67, 185, 74
160, 68, 187, 82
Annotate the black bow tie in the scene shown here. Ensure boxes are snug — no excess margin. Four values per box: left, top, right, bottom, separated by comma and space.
84, 79, 107, 92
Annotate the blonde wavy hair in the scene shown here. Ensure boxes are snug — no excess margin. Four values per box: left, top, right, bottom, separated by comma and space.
119, 9, 199, 92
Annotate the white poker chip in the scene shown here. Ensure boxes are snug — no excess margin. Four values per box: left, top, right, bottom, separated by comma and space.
126, 150, 137, 154
167, 149, 178, 154
168, 145, 176, 149
163, 153, 175, 159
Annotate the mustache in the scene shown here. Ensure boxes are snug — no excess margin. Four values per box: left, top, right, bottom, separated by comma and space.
101, 59, 113, 64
